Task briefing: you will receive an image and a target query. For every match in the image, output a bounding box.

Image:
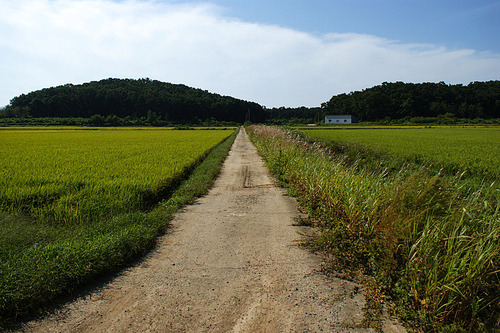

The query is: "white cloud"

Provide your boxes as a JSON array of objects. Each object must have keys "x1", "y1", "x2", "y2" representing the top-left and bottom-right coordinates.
[{"x1": 0, "y1": 0, "x2": 499, "y2": 108}]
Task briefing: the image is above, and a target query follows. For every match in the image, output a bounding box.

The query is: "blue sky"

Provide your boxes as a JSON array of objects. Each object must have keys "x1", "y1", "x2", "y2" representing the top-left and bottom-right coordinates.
[
  {"x1": 0, "y1": 0, "x2": 499, "y2": 108},
  {"x1": 210, "y1": 0, "x2": 500, "y2": 52}
]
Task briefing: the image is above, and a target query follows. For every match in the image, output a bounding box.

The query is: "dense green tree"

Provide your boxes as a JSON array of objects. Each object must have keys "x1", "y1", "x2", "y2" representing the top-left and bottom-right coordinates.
[
  {"x1": 4, "y1": 79, "x2": 499, "y2": 125},
  {"x1": 264, "y1": 106, "x2": 322, "y2": 124},
  {"x1": 323, "y1": 81, "x2": 500, "y2": 121},
  {"x1": 5, "y1": 78, "x2": 265, "y2": 124}
]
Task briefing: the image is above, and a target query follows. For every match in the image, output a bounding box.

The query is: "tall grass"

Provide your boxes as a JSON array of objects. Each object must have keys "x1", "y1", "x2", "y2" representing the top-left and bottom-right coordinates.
[
  {"x1": 0, "y1": 129, "x2": 237, "y2": 328},
  {"x1": 248, "y1": 125, "x2": 499, "y2": 332}
]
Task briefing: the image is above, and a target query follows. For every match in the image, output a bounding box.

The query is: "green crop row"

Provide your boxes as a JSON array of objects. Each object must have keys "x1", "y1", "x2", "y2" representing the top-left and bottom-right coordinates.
[
  {"x1": 0, "y1": 128, "x2": 236, "y2": 327},
  {"x1": 303, "y1": 127, "x2": 500, "y2": 180},
  {"x1": 248, "y1": 125, "x2": 499, "y2": 332}
]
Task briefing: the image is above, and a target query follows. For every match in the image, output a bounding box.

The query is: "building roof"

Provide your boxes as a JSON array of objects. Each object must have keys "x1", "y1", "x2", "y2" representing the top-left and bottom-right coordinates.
[{"x1": 325, "y1": 115, "x2": 352, "y2": 118}]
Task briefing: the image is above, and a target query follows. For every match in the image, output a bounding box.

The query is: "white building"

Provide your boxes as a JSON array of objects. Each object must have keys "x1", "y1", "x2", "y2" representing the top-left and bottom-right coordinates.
[{"x1": 324, "y1": 115, "x2": 357, "y2": 124}]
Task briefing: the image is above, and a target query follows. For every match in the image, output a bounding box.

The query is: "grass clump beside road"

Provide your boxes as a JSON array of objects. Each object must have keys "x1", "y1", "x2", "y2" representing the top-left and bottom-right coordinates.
[
  {"x1": 0, "y1": 128, "x2": 238, "y2": 328},
  {"x1": 247, "y1": 125, "x2": 499, "y2": 332}
]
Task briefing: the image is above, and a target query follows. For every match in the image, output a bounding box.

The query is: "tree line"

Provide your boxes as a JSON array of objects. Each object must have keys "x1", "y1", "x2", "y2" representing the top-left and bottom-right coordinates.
[
  {"x1": 264, "y1": 106, "x2": 322, "y2": 124},
  {"x1": 2, "y1": 78, "x2": 265, "y2": 124},
  {"x1": 322, "y1": 81, "x2": 500, "y2": 122},
  {"x1": 1, "y1": 79, "x2": 499, "y2": 125}
]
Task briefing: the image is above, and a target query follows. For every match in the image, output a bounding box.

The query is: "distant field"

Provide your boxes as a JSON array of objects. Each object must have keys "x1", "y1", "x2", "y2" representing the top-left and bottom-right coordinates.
[
  {"x1": 303, "y1": 127, "x2": 500, "y2": 178},
  {"x1": 0, "y1": 129, "x2": 232, "y2": 225},
  {"x1": 0, "y1": 126, "x2": 237, "y2": 130}
]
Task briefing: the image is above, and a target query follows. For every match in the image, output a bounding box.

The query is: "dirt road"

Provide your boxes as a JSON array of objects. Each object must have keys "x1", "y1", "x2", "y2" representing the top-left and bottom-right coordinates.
[{"x1": 22, "y1": 128, "x2": 402, "y2": 332}]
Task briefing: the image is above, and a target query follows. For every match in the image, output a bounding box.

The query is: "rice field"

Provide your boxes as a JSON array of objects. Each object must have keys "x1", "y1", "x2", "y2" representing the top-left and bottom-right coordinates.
[
  {"x1": 303, "y1": 127, "x2": 500, "y2": 179},
  {"x1": 0, "y1": 129, "x2": 232, "y2": 225}
]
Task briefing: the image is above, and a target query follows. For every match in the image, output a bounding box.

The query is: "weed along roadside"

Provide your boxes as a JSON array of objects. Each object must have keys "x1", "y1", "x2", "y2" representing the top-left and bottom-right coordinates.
[
  {"x1": 247, "y1": 125, "x2": 500, "y2": 332},
  {"x1": 0, "y1": 128, "x2": 238, "y2": 328}
]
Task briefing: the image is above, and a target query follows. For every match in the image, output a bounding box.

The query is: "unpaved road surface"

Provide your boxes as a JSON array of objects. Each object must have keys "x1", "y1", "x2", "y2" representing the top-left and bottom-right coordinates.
[{"x1": 21, "y1": 129, "x2": 404, "y2": 332}]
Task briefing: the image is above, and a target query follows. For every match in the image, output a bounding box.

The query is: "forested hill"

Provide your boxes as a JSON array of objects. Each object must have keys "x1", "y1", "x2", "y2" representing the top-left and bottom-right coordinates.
[
  {"x1": 323, "y1": 81, "x2": 500, "y2": 122},
  {"x1": 4, "y1": 78, "x2": 265, "y2": 123}
]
